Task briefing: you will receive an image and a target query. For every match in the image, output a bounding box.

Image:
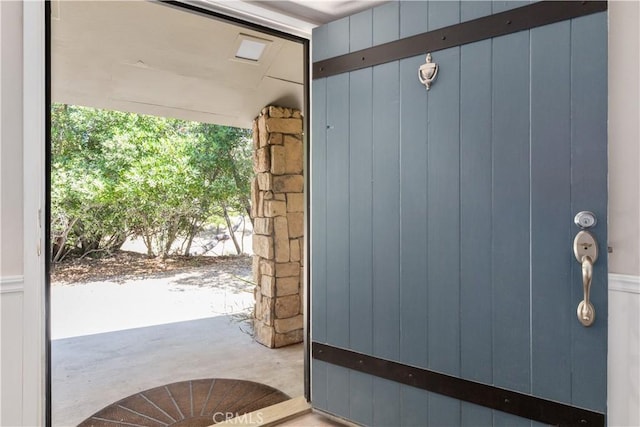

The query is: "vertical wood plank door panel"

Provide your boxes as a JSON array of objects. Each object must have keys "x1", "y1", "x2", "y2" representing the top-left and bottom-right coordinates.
[
  {"x1": 311, "y1": 1, "x2": 607, "y2": 425},
  {"x1": 310, "y1": 76, "x2": 329, "y2": 412},
  {"x1": 491, "y1": 28, "x2": 532, "y2": 406},
  {"x1": 460, "y1": 38, "x2": 493, "y2": 427},
  {"x1": 325, "y1": 73, "x2": 350, "y2": 351},
  {"x1": 530, "y1": 19, "x2": 572, "y2": 406},
  {"x1": 570, "y1": 12, "x2": 608, "y2": 412}
]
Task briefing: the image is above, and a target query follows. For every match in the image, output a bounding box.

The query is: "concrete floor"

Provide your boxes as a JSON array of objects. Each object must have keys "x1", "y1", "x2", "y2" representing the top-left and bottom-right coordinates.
[{"x1": 52, "y1": 315, "x2": 303, "y2": 426}]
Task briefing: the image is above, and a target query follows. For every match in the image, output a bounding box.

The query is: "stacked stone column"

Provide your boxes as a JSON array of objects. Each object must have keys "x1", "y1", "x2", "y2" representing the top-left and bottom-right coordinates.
[{"x1": 251, "y1": 106, "x2": 304, "y2": 348}]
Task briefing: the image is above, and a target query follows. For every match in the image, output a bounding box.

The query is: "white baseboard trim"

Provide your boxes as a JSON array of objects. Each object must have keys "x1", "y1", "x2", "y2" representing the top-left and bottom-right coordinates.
[
  {"x1": 609, "y1": 273, "x2": 640, "y2": 294},
  {"x1": 0, "y1": 275, "x2": 25, "y2": 294}
]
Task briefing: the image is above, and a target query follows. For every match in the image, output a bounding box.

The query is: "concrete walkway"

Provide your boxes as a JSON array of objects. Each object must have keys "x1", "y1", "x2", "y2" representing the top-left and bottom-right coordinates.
[
  {"x1": 51, "y1": 264, "x2": 303, "y2": 426},
  {"x1": 51, "y1": 262, "x2": 256, "y2": 340}
]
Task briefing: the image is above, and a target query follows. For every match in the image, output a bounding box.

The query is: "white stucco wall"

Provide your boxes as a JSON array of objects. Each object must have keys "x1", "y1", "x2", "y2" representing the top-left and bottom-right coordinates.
[
  {"x1": 0, "y1": 1, "x2": 638, "y2": 425},
  {"x1": 608, "y1": 1, "x2": 640, "y2": 277},
  {"x1": 606, "y1": 2, "x2": 640, "y2": 426},
  {"x1": 0, "y1": 0, "x2": 25, "y2": 278},
  {"x1": 0, "y1": 1, "x2": 25, "y2": 426}
]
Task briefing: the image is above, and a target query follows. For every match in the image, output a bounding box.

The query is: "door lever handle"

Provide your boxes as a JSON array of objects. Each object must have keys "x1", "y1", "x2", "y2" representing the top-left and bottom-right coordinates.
[
  {"x1": 578, "y1": 255, "x2": 595, "y2": 326},
  {"x1": 573, "y1": 230, "x2": 598, "y2": 327}
]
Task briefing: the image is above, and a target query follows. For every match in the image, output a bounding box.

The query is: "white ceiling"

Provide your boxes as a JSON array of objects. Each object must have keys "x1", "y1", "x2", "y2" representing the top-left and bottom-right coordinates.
[
  {"x1": 214, "y1": 0, "x2": 389, "y2": 29},
  {"x1": 51, "y1": 0, "x2": 386, "y2": 129}
]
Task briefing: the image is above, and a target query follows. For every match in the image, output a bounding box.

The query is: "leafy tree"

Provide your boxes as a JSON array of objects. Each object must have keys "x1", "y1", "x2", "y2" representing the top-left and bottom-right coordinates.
[
  {"x1": 186, "y1": 124, "x2": 252, "y2": 254},
  {"x1": 50, "y1": 104, "x2": 252, "y2": 261},
  {"x1": 51, "y1": 105, "x2": 135, "y2": 261}
]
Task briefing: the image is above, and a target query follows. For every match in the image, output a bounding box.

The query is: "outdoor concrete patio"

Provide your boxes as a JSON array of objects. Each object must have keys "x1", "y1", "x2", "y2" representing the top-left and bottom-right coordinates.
[{"x1": 52, "y1": 315, "x2": 304, "y2": 426}]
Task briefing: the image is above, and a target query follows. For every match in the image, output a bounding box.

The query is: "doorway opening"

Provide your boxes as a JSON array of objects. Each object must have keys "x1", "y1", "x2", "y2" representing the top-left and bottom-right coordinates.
[{"x1": 48, "y1": 1, "x2": 308, "y2": 425}]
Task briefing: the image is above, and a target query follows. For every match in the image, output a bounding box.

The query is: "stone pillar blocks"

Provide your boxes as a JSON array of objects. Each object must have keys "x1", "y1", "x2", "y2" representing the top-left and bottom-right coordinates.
[{"x1": 251, "y1": 106, "x2": 304, "y2": 348}]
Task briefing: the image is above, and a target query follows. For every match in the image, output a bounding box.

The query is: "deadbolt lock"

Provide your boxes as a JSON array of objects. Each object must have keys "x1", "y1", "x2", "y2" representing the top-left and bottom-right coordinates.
[{"x1": 574, "y1": 211, "x2": 597, "y2": 229}]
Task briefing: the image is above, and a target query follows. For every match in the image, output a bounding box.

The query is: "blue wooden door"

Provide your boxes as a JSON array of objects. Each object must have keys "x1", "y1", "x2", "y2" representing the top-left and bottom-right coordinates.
[{"x1": 310, "y1": 1, "x2": 608, "y2": 426}]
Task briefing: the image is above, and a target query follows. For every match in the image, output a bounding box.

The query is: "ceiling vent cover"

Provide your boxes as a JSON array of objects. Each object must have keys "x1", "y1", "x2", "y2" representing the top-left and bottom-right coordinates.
[{"x1": 232, "y1": 34, "x2": 271, "y2": 63}]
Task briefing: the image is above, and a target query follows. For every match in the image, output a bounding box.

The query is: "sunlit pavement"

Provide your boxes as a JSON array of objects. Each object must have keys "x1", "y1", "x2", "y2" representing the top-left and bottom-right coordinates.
[{"x1": 51, "y1": 269, "x2": 254, "y2": 339}]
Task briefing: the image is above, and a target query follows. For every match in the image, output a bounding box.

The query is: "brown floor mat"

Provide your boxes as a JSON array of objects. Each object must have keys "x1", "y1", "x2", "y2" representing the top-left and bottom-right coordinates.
[{"x1": 78, "y1": 378, "x2": 290, "y2": 426}]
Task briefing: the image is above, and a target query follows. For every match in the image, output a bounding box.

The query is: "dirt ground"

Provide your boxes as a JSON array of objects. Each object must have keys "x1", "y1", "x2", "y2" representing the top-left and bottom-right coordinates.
[{"x1": 50, "y1": 250, "x2": 252, "y2": 284}]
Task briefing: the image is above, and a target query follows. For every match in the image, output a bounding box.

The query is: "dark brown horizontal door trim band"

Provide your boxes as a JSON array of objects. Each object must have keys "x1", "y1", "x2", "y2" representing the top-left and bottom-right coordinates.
[
  {"x1": 312, "y1": 342, "x2": 605, "y2": 426},
  {"x1": 312, "y1": 1, "x2": 607, "y2": 79}
]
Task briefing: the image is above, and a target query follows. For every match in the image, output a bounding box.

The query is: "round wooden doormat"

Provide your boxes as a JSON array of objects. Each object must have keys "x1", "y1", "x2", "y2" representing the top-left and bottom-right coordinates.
[{"x1": 78, "y1": 378, "x2": 290, "y2": 426}]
